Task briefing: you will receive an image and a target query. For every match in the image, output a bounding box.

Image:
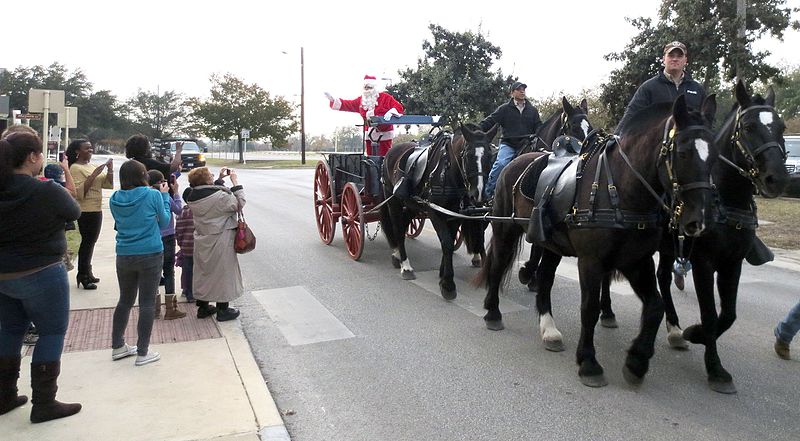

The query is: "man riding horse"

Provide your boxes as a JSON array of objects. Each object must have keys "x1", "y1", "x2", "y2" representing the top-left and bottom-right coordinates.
[{"x1": 479, "y1": 81, "x2": 543, "y2": 201}]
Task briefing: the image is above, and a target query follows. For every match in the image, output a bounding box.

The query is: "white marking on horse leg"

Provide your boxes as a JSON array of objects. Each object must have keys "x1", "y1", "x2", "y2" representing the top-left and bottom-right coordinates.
[
  {"x1": 581, "y1": 119, "x2": 590, "y2": 139},
  {"x1": 401, "y1": 259, "x2": 414, "y2": 273},
  {"x1": 539, "y1": 312, "x2": 563, "y2": 342},
  {"x1": 695, "y1": 139, "x2": 710, "y2": 162},
  {"x1": 392, "y1": 249, "x2": 401, "y2": 260}
]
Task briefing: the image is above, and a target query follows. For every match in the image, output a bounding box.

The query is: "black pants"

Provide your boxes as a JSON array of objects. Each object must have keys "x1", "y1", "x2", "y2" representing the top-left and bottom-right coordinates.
[
  {"x1": 161, "y1": 235, "x2": 176, "y2": 294},
  {"x1": 77, "y1": 211, "x2": 103, "y2": 276}
]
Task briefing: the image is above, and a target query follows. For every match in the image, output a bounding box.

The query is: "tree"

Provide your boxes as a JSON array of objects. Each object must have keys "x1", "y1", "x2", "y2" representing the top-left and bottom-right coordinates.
[
  {"x1": 599, "y1": 0, "x2": 799, "y2": 125},
  {"x1": 387, "y1": 24, "x2": 514, "y2": 128},
  {"x1": 535, "y1": 89, "x2": 615, "y2": 132},
  {"x1": 189, "y1": 74, "x2": 298, "y2": 163},
  {"x1": 71, "y1": 90, "x2": 130, "y2": 146},
  {"x1": 331, "y1": 126, "x2": 362, "y2": 152},
  {"x1": 126, "y1": 89, "x2": 188, "y2": 139},
  {"x1": 0, "y1": 62, "x2": 130, "y2": 146}
]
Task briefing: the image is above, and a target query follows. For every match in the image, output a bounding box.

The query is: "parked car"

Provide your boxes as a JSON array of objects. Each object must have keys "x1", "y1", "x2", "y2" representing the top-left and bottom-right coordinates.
[
  {"x1": 155, "y1": 138, "x2": 207, "y2": 171},
  {"x1": 784, "y1": 134, "x2": 800, "y2": 197}
]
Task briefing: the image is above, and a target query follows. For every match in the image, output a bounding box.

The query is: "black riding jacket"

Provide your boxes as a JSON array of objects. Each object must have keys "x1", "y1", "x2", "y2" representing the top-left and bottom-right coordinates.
[
  {"x1": 479, "y1": 99, "x2": 542, "y2": 149},
  {"x1": 615, "y1": 70, "x2": 706, "y2": 134}
]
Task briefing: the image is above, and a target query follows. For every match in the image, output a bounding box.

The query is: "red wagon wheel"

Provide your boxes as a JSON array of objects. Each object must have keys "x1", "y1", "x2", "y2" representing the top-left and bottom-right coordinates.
[
  {"x1": 406, "y1": 215, "x2": 426, "y2": 238},
  {"x1": 313, "y1": 160, "x2": 336, "y2": 244},
  {"x1": 341, "y1": 182, "x2": 365, "y2": 260}
]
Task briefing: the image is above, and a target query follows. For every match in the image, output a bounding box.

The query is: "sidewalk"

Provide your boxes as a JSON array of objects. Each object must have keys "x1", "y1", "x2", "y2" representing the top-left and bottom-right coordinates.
[{"x1": 5, "y1": 198, "x2": 289, "y2": 440}]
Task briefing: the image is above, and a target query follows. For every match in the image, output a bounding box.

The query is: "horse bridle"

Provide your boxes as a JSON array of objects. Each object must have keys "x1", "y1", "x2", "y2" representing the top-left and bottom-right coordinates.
[
  {"x1": 658, "y1": 120, "x2": 715, "y2": 230},
  {"x1": 456, "y1": 137, "x2": 492, "y2": 203},
  {"x1": 719, "y1": 104, "x2": 786, "y2": 182}
]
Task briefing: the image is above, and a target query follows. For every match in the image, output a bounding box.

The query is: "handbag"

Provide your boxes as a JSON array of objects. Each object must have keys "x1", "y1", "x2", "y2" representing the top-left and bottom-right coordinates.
[{"x1": 234, "y1": 208, "x2": 256, "y2": 254}]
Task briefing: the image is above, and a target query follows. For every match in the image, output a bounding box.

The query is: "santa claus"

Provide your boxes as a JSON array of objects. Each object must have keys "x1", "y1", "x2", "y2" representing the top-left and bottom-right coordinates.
[{"x1": 325, "y1": 75, "x2": 404, "y2": 156}]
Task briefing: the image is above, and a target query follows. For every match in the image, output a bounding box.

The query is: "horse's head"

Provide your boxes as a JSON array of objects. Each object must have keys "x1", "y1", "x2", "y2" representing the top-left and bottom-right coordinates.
[
  {"x1": 460, "y1": 123, "x2": 498, "y2": 204},
  {"x1": 720, "y1": 78, "x2": 789, "y2": 198},
  {"x1": 560, "y1": 97, "x2": 592, "y2": 141},
  {"x1": 662, "y1": 94, "x2": 718, "y2": 237}
]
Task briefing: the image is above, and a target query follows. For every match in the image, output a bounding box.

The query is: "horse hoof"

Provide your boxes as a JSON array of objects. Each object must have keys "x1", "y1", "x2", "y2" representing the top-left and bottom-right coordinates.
[
  {"x1": 543, "y1": 339, "x2": 565, "y2": 352},
  {"x1": 682, "y1": 324, "x2": 705, "y2": 345},
  {"x1": 622, "y1": 365, "x2": 645, "y2": 386},
  {"x1": 441, "y1": 288, "x2": 457, "y2": 301},
  {"x1": 600, "y1": 316, "x2": 618, "y2": 329},
  {"x1": 579, "y1": 374, "x2": 608, "y2": 388},
  {"x1": 668, "y1": 332, "x2": 689, "y2": 350},
  {"x1": 391, "y1": 255, "x2": 401, "y2": 269},
  {"x1": 471, "y1": 258, "x2": 482, "y2": 268},
  {"x1": 708, "y1": 379, "x2": 737, "y2": 394},
  {"x1": 401, "y1": 270, "x2": 416, "y2": 280},
  {"x1": 526, "y1": 282, "x2": 537, "y2": 293},
  {"x1": 485, "y1": 320, "x2": 505, "y2": 331}
]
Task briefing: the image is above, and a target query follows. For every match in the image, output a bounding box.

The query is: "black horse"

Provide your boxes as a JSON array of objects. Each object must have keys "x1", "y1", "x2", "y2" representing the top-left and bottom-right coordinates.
[
  {"x1": 380, "y1": 124, "x2": 497, "y2": 299},
  {"x1": 475, "y1": 94, "x2": 718, "y2": 387},
  {"x1": 517, "y1": 97, "x2": 594, "y2": 292},
  {"x1": 645, "y1": 80, "x2": 789, "y2": 393}
]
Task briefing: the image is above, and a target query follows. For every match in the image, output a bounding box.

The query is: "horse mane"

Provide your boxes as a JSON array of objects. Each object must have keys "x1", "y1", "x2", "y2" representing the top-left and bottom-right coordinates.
[
  {"x1": 715, "y1": 92, "x2": 770, "y2": 144},
  {"x1": 540, "y1": 111, "x2": 561, "y2": 131},
  {"x1": 618, "y1": 101, "x2": 673, "y2": 138}
]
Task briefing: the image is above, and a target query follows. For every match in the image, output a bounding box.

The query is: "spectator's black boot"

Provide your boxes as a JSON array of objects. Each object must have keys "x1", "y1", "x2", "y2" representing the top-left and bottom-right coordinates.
[
  {"x1": 30, "y1": 361, "x2": 82, "y2": 423},
  {"x1": 196, "y1": 301, "x2": 218, "y2": 319},
  {"x1": 86, "y1": 265, "x2": 100, "y2": 283},
  {"x1": 0, "y1": 355, "x2": 28, "y2": 415},
  {"x1": 75, "y1": 274, "x2": 97, "y2": 290}
]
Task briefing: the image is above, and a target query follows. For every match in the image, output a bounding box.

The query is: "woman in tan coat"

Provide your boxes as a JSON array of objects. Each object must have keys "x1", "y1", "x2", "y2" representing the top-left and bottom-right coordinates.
[{"x1": 183, "y1": 167, "x2": 244, "y2": 321}]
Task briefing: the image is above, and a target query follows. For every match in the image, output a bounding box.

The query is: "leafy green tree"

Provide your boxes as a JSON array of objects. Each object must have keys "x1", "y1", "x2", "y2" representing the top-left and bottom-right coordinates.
[
  {"x1": 387, "y1": 24, "x2": 514, "y2": 128},
  {"x1": 189, "y1": 74, "x2": 298, "y2": 163},
  {"x1": 0, "y1": 62, "x2": 129, "y2": 145},
  {"x1": 773, "y1": 65, "x2": 800, "y2": 119},
  {"x1": 535, "y1": 89, "x2": 615, "y2": 132},
  {"x1": 600, "y1": 0, "x2": 798, "y2": 126},
  {"x1": 126, "y1": 89, "x2": 188, "y2": 139}
]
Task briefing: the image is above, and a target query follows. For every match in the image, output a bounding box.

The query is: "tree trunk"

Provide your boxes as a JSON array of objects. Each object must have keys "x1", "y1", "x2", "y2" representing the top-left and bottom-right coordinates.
[{"x1": 238, "y1": 136, "x2": 244, "y2": 163}]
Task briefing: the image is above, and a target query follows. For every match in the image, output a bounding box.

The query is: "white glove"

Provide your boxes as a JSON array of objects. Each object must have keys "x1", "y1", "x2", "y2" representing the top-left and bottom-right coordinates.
[
  {"x1": 383, "y1": 108, "x2": 403, "y2": 121},
  {"x1": 324, "y1": 92, "x2": 334, "y2": 102}
]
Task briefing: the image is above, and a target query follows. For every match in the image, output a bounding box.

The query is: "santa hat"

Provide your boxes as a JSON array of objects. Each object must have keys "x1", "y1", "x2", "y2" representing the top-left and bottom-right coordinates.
[{"x1": 363, "y1": 75, "x2": 377, "y2": 88}]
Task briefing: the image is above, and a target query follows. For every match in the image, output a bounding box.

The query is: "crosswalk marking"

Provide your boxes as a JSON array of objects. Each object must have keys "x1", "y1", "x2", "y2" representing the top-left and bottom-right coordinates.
[{"x1": 252, "y1": 286, "x2": 354, "y2": 346}]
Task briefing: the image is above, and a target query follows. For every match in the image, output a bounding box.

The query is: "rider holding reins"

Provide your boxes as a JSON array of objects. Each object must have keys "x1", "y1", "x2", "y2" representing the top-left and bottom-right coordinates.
[{"x1": 479, "y1": 81, "x2": 543, "y2": 201}]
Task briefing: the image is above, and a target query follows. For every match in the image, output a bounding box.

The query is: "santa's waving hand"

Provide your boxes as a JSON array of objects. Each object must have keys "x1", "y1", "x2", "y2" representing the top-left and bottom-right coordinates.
[{"x1": 325, "y1": 75, "x2": 404, "y2": 156}]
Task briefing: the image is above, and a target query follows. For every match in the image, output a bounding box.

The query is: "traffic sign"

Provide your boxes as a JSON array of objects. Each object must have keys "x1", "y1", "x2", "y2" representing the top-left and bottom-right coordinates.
[
  {"x1": 241, "y1": 128, "x2": 250, "y2": 138},
  {"x1": 18, "y1": 113, "x2": 43, "y2": 120}
]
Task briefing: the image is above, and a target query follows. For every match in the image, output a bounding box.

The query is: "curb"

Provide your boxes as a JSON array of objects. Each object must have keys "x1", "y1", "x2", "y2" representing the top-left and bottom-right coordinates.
[{"x1": 218, "y1": 319, "x2": 290, "y2": 440}]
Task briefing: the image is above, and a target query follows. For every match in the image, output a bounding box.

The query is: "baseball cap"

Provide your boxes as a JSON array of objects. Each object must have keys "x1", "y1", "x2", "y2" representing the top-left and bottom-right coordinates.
[
  {"x1": 509, "y1": 81, "x2": 527, "y2": 92},
  {"x1": 663, "y1": 41, "x2": 687, "y2": 56}
]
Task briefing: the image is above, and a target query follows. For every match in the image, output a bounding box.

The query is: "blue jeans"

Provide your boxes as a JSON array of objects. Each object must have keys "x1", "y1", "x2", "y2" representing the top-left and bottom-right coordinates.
[
  {"x1": 775, "y1": 300, "x2": 800, "y2": 343},
  {"x1": 112, "y1": 253, "x2": 162, "y2": 356},
  {"x1": 484, "y1": 142, "x2": 517, "y2": 199},
  {"x1": 0, "y1": 263, "x2": 70, "y2": 362}
]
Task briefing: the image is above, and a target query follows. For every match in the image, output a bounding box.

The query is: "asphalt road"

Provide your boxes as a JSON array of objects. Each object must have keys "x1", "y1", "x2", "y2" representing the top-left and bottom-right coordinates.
[{"x1": 231, "y1": 166, "x2": 799, "y2": 441}]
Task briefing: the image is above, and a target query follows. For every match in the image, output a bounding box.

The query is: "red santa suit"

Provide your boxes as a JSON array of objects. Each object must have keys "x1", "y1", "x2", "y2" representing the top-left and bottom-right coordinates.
[{"x1": 328, "y1": 75, "x2": 404, "y2": 156}]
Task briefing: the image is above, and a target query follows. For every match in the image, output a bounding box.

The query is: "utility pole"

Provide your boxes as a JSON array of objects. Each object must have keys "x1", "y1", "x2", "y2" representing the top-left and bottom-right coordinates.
[
  {"x1": 736, "y1": 0, "x2": 746, "y2": 81},
  {"x1": 300, "y1": 46, "x2": 306, "y2": 165}
]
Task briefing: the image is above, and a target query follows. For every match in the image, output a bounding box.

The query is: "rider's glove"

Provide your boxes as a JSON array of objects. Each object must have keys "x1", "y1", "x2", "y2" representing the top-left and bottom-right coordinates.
[{"x1": 324, "y1": 92, "x2": 334, "y2": 102}]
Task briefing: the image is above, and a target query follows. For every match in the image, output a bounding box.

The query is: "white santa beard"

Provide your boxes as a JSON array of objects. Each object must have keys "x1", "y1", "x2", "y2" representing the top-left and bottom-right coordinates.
[{"x1": 361, "y1": 90, "x2": 378, "y2": 111}]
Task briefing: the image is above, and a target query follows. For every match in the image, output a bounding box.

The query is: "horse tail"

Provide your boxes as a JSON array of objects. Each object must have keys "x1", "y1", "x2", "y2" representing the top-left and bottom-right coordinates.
[{"x1": 472, "y1": 189, "x2": 524, "y2": 288}]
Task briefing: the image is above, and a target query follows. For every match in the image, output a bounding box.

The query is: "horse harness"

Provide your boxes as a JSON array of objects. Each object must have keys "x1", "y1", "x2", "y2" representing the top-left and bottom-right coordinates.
[{"x1": 524, "y1": 122, "x2": 713, "y2": 246}]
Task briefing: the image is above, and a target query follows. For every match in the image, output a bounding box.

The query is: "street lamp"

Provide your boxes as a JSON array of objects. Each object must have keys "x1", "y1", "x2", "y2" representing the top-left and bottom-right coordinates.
[{"x1": 282, "y1": 48, "x2": 306, "y2": 164}]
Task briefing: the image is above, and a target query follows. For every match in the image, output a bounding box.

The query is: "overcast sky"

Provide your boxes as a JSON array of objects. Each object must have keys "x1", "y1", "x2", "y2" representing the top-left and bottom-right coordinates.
[{"x1": 3, "y1": 0, "x2": 799, "y2": 137}]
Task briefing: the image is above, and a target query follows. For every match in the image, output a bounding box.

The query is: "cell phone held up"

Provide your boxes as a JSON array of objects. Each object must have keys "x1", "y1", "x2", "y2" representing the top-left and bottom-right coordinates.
[{"x1": 58, "y1": 152, "x2": 65, "y2": 162}]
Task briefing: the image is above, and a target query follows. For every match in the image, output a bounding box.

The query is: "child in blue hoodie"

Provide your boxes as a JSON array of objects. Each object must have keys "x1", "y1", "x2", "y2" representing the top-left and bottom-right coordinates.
[{"x1": 108, "y1": 160, "x2": 171, "y2": 367}]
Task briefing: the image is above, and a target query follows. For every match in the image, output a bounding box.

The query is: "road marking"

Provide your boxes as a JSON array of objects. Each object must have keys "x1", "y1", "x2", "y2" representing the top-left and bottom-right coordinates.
[
  {"x1": 409, "y1": 270, "x2": 528, "y2": 316},
  {"x1": 252, "y1": 286, "x2": 354, "y2": 346}
]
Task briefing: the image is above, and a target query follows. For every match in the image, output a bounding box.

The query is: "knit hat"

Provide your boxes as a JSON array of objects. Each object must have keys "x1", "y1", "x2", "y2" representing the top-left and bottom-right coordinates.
[{"x1": 363, "y1": 75, "x2": 377, "y2": 89}]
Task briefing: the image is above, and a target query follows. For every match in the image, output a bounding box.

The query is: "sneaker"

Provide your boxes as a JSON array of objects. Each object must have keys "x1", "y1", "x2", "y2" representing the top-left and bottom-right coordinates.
[
  {"x1": 23, "y1": 332, "x2": 39, "y2": 346},
  {"x1": 135, "y1": 350, "x2": 161, "y2": 366},
  {"x1": 112, "y1": 343, "x2": 138, "y2": 361},
  {"x1": 775, "y1": 337, "x2": 791, "y2": 360},
  {"x1": 216, "y1": 308, "x2": 240, "y2": 322}
]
